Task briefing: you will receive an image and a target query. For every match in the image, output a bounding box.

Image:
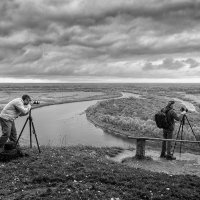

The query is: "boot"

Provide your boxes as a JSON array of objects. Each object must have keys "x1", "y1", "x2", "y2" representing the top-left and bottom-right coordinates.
[
  {"x1": 0, "y1": 147, "x2": 4, "y2": 153},
  {"x1": 166, "y1": 154, "x2": 176, "y2": 160},
  {"x1": 160, "y1": 153, "x2": 166, "y2": 158}
]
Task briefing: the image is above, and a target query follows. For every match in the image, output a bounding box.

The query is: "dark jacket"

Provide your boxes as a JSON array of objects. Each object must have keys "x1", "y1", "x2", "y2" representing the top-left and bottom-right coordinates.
[{"x1": 164, "y1": 107, "x2": 180, "y2": 131}]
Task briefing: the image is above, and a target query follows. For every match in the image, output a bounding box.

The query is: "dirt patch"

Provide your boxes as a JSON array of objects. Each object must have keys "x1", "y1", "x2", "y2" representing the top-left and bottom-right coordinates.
[
  {"x1": 117, "y1": 149, "x2": 200, "y2": 177},
  {"x1": 124, "y1": 157, "x2": 200, "y2": 177}
]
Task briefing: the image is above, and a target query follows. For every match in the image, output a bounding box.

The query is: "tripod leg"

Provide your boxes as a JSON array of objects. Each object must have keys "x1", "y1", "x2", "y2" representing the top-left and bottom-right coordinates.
[
  {"x1": 31, "y1": 121, "x2": 41, "y2": 153},
  {"x1": 29, "y1": 118, "x2": 32, "y2": 148},
  {"x1": 172, "y1": 119, "x2": 183, "y2": 155},
  {"x1": 179, "y1": 122, "x2": 184, "y2": 157},
  {"x1": 15, "y1": 117, "x2": 29, "y2": 147},
  {"x1": 185, "y1": 115, "x2": 200, "y2": 147}
]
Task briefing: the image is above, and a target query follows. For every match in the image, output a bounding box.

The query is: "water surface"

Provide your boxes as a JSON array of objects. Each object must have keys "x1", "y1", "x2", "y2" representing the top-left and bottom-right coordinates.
[
  {"x1": 14, "y1": 92, "x2": 198, "y2": 149},
  {"x1": 15, "y1": 93, "x2": 135, "y2": 148}
]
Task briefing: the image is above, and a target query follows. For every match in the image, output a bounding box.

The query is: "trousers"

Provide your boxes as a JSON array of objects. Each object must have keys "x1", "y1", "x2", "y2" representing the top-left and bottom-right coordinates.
[
  {"x1": 0, "y1": 117, "x2": 17, "y2": 148},
  {"x1": 161, "y1": 129, "x2": 173, "y2": 156}
]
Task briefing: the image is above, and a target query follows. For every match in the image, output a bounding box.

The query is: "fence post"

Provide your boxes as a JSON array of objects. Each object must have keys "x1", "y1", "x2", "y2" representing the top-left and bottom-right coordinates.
[{"x1": 135, "y1": 139, "x2": 146, "y2": 159}]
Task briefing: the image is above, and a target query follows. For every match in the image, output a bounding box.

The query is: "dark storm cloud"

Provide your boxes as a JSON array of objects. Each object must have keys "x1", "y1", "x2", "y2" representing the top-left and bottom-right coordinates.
[
  {"x1": 1, "y1": 0, "x2": 200, "y2": 81},
  {"x1": 184, "y1": 58, "x2": 200, "y2": 68},
  {"x1": 0, "y1": 1, "x2": 199, "y2": 47},
  {"x1": 143, "y1": 58, "x2": 185, "y2": 71},
  {"x1": 13, "y1": 48, "x2": 43, "y2": 64}
]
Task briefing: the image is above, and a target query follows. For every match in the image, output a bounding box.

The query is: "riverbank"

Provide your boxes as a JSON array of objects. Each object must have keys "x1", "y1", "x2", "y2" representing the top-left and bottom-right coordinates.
[
  {"x1": 1, "y1": 146, "x2": 200, "y2": 200},
  {"x1": 0, "y1": 92, "x2": 121, "y2": 112},
  {"x1": 31, "y1": 92, "x2": 122, "y2": 111},
  {"x1": 86, "y1": 96, "x2": 200, "y2": 152}
]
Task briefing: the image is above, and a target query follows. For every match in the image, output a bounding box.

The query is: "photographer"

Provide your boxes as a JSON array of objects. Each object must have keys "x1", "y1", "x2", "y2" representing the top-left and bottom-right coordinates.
[
  {"x1": 0, "y1": 94, "x2": 32, "y2": 153},
  {"x1": 160, "y1": 100, "x2": 186, "y2": 160}
]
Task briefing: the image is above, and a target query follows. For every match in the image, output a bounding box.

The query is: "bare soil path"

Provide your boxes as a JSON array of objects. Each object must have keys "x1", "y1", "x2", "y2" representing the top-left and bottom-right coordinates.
[{"x1": 110, "y1": 148, "x2": 200, "y2": 177}]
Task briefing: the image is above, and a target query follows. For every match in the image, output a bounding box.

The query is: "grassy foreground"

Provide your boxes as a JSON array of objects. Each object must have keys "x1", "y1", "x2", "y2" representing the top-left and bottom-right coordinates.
[{"x1": 0, "y1": 146, "x2": 200, "y2": 200}]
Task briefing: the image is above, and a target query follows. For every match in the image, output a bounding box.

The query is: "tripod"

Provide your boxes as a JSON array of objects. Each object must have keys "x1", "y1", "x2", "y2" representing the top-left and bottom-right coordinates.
[
  {"x1": 172, "y1": 114, "x2": 199, "y2": 156},
  {"x1": 15, "y1": 109, "x2": 41, "y2": 153}
]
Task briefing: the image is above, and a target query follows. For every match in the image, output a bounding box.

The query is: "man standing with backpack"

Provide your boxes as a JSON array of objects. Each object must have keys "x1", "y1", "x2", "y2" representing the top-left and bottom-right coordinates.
[{"x1": 160, "y1": 100, "x2": 186, "y2": 160}]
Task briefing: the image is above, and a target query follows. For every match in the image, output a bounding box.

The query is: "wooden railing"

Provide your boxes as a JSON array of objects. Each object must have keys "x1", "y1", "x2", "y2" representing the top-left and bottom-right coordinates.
[{"x1": 126, "y1": 136, "x2": 200, "y2": 159}]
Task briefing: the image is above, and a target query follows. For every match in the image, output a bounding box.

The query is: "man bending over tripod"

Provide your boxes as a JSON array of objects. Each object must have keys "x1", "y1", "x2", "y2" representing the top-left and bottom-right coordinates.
[
  {"x1": 0, "y1": 94, "x2": 32, "y2": 153},
  {"x1": 160, "y1": 100, "x2": 186, "y2": 160}
]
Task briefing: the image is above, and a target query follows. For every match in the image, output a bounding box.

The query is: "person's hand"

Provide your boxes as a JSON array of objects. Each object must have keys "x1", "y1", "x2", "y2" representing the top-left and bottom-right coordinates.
[{"x1": 181, "y1": 111, "x2": 187, "y2": 115}]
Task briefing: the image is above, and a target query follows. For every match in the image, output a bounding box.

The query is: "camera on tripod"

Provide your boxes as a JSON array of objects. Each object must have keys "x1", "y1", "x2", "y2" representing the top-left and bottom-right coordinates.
[
  {"x1": 172, "y1": 106, "x2": 200, "y2": 156},
  {"x1": 32, "y1": 100, "x2": 40, "y2": 105},
  {"x1": 180, "y1": 107, "x2": 188, "y2": 113}
]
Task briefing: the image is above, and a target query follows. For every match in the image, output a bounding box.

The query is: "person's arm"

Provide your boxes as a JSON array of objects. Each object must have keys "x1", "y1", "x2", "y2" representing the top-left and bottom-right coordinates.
[
  {"x1": 171, "y1": 110, "x2": 186, "y2": 121},
  {"x1": 14, "y1": 100, "x2": 31, "y2": 115},
  {"x1": 19, "y1": 112, "x2": 29, "y2": 116}
]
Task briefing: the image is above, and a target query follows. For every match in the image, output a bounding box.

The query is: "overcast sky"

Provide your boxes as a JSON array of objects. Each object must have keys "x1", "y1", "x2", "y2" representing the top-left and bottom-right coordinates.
[{"x1": 1, "y1": 0, "x2": 200, "y2": 83}]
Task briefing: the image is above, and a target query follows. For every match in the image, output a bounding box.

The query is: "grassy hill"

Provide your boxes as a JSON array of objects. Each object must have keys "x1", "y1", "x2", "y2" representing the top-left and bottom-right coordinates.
[{"x1": 0, "y1": 146, "x2": 200, "y2": 200}]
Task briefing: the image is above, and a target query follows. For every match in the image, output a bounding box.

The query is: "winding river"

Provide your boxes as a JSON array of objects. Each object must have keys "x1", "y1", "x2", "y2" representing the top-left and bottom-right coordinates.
[
  {"x1": 15, "y1": 93, "x2": 136, "y2": 148},
  {"x1": 15, "y1": 92, "x2": 197, "y2": 149}
]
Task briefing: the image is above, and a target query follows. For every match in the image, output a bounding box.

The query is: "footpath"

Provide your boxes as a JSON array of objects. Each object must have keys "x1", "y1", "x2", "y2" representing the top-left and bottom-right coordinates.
[{"x1": 109, "y1": 147, "x2": 200, "y2": 177}]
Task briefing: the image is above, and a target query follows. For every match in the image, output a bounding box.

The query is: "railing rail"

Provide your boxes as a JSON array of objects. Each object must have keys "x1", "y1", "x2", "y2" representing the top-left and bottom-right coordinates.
[
  {"x1": 126, "y1": 136, "x2": 200, "y2": 159},
  {"x1": 127, "y1": 136, "x2": 200, "y2": 143}
]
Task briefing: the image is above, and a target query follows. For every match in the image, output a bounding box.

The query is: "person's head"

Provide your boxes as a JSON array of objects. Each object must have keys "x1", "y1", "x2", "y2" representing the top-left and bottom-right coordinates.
[
  {"x1": 22, "y1": 94, "x2": 31, "y2": 105},
  {"x1": 167, "y1": 100, "x2": 175, "y2": 109}
]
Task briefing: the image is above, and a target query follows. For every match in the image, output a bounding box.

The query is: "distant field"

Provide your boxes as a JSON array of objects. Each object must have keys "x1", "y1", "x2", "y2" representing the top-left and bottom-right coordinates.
[
  {"x1": 0, "y1": 83, "x2": 122, "y2": 110},
  {"x1": 0, "y1": 91, "x2": 104, "y2": 108}
]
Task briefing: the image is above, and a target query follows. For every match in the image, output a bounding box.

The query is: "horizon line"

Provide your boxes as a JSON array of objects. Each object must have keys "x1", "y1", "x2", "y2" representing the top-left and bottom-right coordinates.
[
  {"x1": 0, "y1": 82, "x2": 200, "y2": 84},
  {"x1": 0, "y1": 77, "x2": 200, "y2": 84}
]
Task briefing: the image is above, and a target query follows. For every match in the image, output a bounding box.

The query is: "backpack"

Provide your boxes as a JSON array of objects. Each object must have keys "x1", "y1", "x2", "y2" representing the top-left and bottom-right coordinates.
[{"x1": 154, "y1": 109, "x2": 171, "y2": 129}]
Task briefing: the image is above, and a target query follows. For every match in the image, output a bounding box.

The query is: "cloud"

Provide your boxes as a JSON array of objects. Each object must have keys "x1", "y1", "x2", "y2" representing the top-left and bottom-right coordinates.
[
  {"x1": 184, "y1": 58, "x2": 200, "y2": 68},
  {"x1": 1, "y1": 0, "x2": 200, "y2": 81},
  {"x1": 143, "y1": 58, "x2": 185, "y2": 71},
  {"x1": 13, "y1": 48, "x2": 43, "y2": 64}
]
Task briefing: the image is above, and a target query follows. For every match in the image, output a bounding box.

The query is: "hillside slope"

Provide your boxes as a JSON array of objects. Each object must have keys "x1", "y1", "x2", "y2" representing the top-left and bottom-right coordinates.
[{"x1": 0, "y1": 146, "x2": 200, "y2": 200}]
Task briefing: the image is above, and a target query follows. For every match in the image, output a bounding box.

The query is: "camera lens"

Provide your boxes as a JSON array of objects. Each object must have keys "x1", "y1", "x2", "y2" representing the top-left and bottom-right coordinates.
[{"x1": 33, "y1": 101, "x2": 40, "y2": 104}]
